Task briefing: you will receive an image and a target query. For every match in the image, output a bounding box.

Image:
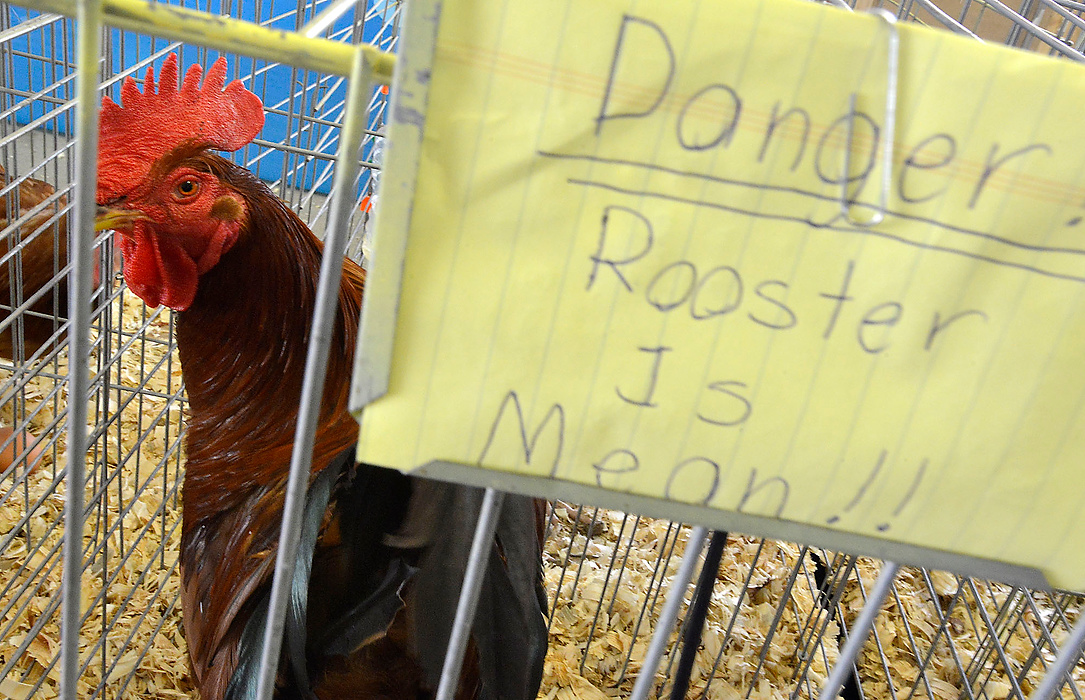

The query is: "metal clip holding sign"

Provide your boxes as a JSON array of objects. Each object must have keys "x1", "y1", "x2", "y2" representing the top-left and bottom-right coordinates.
[{"x1": 840, "y1": 8, "x2": 900, "y2": 227}]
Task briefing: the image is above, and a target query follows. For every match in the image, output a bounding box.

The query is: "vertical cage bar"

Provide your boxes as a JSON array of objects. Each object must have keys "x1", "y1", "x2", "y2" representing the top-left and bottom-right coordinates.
[
  {"x1": 254, "y1": 44, "x2": 371, "y2": 700},
  {"x1": 61, "y1": 0, "x2": 101, "y2": 697},
  {"x1": 816, "y1": 561, "x2": 901, "y2": 700},
  {"x1": 629, "y1": 525, "x2": 709, "y2": 700},
  {"x1": 434, "y1": 487, "x2": 505, "y2": 700}
]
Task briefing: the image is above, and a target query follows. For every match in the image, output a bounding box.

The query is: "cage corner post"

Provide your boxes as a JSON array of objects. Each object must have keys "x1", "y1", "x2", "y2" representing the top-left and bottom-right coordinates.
[
  {"x1": 60, "y1": 0, "x2": 104, "y2": 697},
  {"x1": 253, "y1": 42, "x2": 373, "y2": 700}
]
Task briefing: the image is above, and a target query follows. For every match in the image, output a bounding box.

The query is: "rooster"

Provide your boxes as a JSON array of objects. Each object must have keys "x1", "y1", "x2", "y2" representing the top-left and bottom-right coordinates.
[{"x1": 94, "y1": 55, "x2": 548, "y2": 700}]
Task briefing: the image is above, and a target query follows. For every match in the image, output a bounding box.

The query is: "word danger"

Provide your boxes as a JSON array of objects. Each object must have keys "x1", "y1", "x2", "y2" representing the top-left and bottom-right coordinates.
[{"x1": 595, "y1": 15, "x2": 1050, "y2": 210}]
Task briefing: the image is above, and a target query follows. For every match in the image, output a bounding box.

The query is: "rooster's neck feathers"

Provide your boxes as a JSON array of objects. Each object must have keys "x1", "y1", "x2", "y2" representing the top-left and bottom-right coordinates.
[
  {"x1": 171, "y1": 155, "x2": 363, "y2": 681},
  {"x1": 176, "y1": 154, "x2": 362, "y2": 507}
]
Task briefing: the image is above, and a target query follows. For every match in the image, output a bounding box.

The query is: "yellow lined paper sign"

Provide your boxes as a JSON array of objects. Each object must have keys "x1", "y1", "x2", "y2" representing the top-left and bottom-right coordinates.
[{"x1": 354, "y1": 0, "x2": 1085, "y2": 589}]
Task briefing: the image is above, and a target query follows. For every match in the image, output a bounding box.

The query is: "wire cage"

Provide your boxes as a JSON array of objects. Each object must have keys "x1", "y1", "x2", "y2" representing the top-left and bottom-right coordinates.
[
  {"x1": 0, "y1": 1, "x2": 394, "y2": 696},
  {"x1": 0, "y1": 0, "x2": 1080, "y2": 698}
]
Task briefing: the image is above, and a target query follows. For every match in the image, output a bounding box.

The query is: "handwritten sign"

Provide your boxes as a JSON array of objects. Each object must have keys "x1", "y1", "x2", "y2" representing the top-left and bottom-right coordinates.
[{"x1": 353, "y1": 0, "x2": 1085, "y2": 589}]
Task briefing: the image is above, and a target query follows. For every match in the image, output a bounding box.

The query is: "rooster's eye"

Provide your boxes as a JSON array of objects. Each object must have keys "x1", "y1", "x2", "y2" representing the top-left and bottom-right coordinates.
[{"x1": 174, "y1": 179, "x2": 200, "y2": 199}]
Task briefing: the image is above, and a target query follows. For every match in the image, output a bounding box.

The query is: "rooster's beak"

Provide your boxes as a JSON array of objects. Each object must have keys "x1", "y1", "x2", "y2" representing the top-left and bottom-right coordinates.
[{"x1": 95, "y1": 206, "x2": 146, "y2": 232}]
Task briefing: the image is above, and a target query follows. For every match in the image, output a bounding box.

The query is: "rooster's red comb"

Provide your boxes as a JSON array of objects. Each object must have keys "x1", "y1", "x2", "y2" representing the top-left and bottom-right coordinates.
[{"x1": 97, "y1": 54, "x2": 264, "y2": 202}]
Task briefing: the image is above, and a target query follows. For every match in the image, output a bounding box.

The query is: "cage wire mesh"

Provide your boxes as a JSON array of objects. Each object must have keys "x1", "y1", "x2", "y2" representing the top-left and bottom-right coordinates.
[{"x1": 0, "y1": 0, "x2": 1080, "y2": 698}]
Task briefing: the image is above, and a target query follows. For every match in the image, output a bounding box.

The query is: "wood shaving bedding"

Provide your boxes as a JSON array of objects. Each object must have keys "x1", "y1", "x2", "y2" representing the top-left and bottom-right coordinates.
[
  {"x1": 539, "y1": 505, "x2": 1085, "y2": 700},
  {"x1": 0, "y1": 294, "x2": 191, "y2": 699}
]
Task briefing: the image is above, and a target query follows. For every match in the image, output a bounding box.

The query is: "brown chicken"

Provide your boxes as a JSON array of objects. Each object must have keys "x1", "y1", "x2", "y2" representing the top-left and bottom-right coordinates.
[
  {"x1": 0, "y1": 163, "x2": 70, "y2": 361},
  {"x1": 0, "y1": 164, "x2": 76, "y2": 472},
  {"x1": 95, "y1": 55, "x2": 548, "y2": 700}
]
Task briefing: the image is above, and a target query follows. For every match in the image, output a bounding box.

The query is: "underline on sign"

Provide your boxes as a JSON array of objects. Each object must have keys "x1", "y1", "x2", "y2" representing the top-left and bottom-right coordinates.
[
  {"x1": 538, "y1": 149, "x2": 1085, "y2": 259},
  {"x1": 564, "y1": 176, "x2": 1085, "y2": 285}
]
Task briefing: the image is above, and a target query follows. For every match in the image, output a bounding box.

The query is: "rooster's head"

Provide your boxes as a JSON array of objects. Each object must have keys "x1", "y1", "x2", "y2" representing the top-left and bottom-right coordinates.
[{"x1": 96, "y1": 54, "x2": 265, "y2": 311}]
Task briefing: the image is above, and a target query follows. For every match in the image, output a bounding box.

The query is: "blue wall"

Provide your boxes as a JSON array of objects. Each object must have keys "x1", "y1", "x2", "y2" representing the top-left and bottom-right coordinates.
[{"x1": 5, "y1": 0, "x2": 397, "y2": 194}]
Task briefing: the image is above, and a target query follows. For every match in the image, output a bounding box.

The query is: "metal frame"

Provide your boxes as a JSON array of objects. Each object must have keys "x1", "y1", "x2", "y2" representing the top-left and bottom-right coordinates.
[
  {"x1": 253, "y1": 41, "x2": 373, "y2": 700},
  {"x1": 59, "y1": 0, "x2": 98, "y2": 696},
  {"x1": 414, "y1": 461, "x2": 1049, "y2": 590}
]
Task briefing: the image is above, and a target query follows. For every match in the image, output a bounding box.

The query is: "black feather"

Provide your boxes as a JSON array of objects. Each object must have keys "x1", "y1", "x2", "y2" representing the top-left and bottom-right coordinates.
[
  {"x1": 226, "y1": 589, "x2": 269, "y2": 700},
  {"x1": 223, "y1": 461, "x2": 546, "y2": 700},
  {"x1": 670, "y1": 530, "x2": 728, "y2": 700},
  {"x1": 407, "y1": 483, "x2": 479, "y2": 687},
  {"x1": 471, "y1": 494, "x2": 548, "y2": 700},
  {"x1": 225, "y1": 452, "x2": 344, "y2": 700},
  {"x1": 408, "y1": 485, "x2": 548, "y2": 700},
  {"x1": 320, "y1": 557, "x2": 417, "y2": 656},
  {"x1": 285, "y1": 459, "x2": 341, "y2": 698}
]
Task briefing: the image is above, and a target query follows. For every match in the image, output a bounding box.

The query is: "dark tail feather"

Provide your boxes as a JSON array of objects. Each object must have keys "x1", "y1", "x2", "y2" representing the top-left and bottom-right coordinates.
[
  {"x1": 408, "y1": 485, "x2": 548, "y2": 700},
  {"x1": 285, "y1": 459, "x2": 340, "y2": 698},
  {"x1": 225, "y1": 589, "x2": 269, "y2": 700},
  {"x1": 319, "y1": 557, "x2": 416, "y2": 656},
  {"x1": 471, "y1": 494, "x2": 549, "y2": 700},
  {"x1": 408, "y1": 483, "x2": 480, "y2": 688},
  {"x1": 811, "y1": 553, "x2": 863, "y2": 700},
  {"x1": 225, "y1": 451, "x2": 346, "y2": 700}
]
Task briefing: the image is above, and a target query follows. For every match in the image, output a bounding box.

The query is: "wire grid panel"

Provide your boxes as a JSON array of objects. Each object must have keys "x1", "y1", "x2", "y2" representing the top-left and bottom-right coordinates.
[
  {"x1": 0, "y1": 0, "x2": 1081, "y2": 700},
  {"x1": 0, "y1": 0, "x2": 390, "y2": 696},
  {"x1": 541, "y1": 506, "x2": 1085, "y2": 700},
  {"x1": 850, "y1": 0, "x2": 1085, "y2": 55}
]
